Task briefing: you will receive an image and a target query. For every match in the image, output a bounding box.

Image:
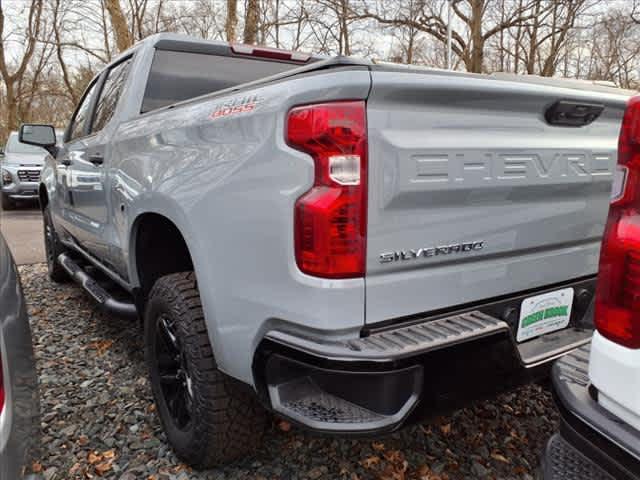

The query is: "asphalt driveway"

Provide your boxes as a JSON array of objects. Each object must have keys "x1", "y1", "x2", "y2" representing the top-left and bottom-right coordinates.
[{"x1": 0, "y1": 204, "x2": 45, "y2": 265}]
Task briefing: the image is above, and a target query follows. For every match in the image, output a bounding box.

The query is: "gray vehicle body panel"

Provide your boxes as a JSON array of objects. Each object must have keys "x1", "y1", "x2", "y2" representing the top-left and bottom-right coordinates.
[
  {"x1": 365, "y1": 70, "x2": 626, "y2": 323},
  {"x1": 0, "y1": 233, "x2": 40, "y2": 478},
  {"x1": 39, "y1": 33, "x2": 631, "y2": 385}
]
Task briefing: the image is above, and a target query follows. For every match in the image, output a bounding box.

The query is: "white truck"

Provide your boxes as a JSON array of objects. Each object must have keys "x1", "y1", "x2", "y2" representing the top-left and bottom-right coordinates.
[{"x1": 542, "y1": 96, "x2": 640, "y2": 480}]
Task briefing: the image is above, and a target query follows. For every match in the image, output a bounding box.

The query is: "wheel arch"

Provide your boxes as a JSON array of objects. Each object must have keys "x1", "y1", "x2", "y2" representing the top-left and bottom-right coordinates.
[{"x1": 129, "y1": 212, "x2": 195, "y2": 300}]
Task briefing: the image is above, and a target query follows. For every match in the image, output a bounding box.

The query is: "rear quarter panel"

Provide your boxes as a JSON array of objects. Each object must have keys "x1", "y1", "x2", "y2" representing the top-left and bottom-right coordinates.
[{"x1": 113, "y1": 68, "x2": 371, "y2": 384}]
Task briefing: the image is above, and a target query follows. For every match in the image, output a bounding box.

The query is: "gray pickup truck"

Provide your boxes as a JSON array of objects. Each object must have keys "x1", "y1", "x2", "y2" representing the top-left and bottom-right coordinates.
[{"x1": 18, "y1": 33, "x2": 632, "y2": 468}]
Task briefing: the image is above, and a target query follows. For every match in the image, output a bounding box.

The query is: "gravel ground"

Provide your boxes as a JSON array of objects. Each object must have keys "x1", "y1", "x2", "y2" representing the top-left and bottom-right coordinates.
[{"x1": 21, "y1": 263, "x2": 558, "y2": 480}]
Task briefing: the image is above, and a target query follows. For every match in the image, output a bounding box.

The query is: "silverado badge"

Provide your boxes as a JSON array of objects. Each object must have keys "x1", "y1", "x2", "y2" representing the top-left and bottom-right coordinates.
[{"x1": 379, "y1": 241, "x2": 484, "y2": 264}]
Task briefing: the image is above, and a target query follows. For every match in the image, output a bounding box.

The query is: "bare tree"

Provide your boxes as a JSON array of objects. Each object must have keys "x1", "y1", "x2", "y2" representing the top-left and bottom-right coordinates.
[
  {"x1": 226, "y1": 0, "x2": 238, "y2": 42},
  {"x1": 51, "y1": 0, "x2": 78, "y2": 104},
  {"x1": 361, "y1": 0, "x2": 545, "y2": 73},
  {"x1": 105, "y1": 0, "x2": 133, "y2": 51},
  {"x1": 0, "y1": 0, "x2": 44, "y2": 132},
  {"x1": 244, "y1": 0, "x2": 260, "y2": 44},
  {"x1": 494, "y1": 0, "x2": 590, "y2": 76},
  {"x1": 584, "y1": 8, "x2": 640, "y2": 88}
]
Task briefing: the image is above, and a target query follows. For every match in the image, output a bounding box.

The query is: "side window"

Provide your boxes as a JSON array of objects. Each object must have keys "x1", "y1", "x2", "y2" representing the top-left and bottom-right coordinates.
[
  {"x1": 68, "y1": 81, "x2": 98, "y2": 142},
  {"x1": 91, "y1": 58, "x2": 132, "y2": 134}
]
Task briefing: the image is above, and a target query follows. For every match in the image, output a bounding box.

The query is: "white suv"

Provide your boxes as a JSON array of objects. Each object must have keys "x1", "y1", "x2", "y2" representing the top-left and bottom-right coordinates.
[{"x1": 542, "y1": 96, "x2": 640, "y2": 479}]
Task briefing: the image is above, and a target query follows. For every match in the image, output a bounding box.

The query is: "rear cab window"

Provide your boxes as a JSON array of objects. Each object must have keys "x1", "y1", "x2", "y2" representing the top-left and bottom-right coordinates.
[{"x1": 141, "y1": 50, "x2": 299, "y2": 113}]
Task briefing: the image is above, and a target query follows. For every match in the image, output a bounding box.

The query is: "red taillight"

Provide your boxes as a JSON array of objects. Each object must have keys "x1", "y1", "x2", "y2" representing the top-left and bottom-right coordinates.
[
  {"x1": 287, "y1": 101, "x2": 367, "y2": 278},
  {"x1": 595, "y1": 95, "x2": 640, "y2": 348}
]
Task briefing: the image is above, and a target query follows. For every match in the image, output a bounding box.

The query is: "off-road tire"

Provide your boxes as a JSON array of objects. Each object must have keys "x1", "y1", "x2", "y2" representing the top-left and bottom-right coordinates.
[
  {"x1": 1, "y1": 194, "x2": 14, "y2": 210},
  {"x1": 144, "y1": 272, "x2": 267, "y2": 468},
  {"x1": 43, "y1": 205, "x2": 69, "y2": 283}
]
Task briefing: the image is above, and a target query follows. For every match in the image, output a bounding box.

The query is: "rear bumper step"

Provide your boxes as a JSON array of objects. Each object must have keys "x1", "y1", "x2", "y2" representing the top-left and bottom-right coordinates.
[
  {"x1": 258, "y1": 306, "x2": 593, "y2": 434},
  {"x1": 58, "y1": 253, "x2": 137, "y2": 318},
  {"x1": 264, "y1": 309, "x2": 592, "y2": 366}
]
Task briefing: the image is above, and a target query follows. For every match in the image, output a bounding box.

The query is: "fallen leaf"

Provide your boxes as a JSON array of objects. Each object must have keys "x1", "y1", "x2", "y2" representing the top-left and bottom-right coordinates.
[
  {"x1": 102, "y1": 450, "x2": 116, "y2": 460},
  {"x1": 95, "y1": 462, "x2": 112, "y2": 476},
  {"x1": 361, "y1": 455, "x2": 380, "y2": 468},
  {"x1": 372, "y1": 441, "x2": 385, "y2": 452},
  {"x1": 88, "y1": 340, "x2": 113, "y2": 356},
  {"x1": 440, "y1": 423, "x2": 451, "y2": 435},
  {"x1": 277, "y1": 419, "x2": 291, "y2": 432},
  {"x1": 490, "y1": 452, "x2": 510, "y2": 464},
  {"x1": 383, "y1": 450, "x2": 404, "y2": 463},
  {"x1": 87, "y1": 452, "x2": 102, "y2": 465}
]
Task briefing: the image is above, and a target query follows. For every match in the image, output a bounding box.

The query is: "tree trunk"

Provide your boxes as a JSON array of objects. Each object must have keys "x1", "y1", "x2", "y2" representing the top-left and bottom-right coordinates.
[
  {"x1": 339, "y1": 0, "x2": 350, "y2": 55},
  {"x1": 243, "y1": 0, "x2": 259, "y2": 44},
  {"x1": 5, "y1": 81, "x2": 18, "y2": 132},
  {"x1": 225, "y1": 0, "x2": 238, "y2": 42},
  {"x1": 469, "y1": 0, "x2": 484, "y2": 73},
  {"x1": 104, "y1": 0, "x2": 132, "y2": 52}
]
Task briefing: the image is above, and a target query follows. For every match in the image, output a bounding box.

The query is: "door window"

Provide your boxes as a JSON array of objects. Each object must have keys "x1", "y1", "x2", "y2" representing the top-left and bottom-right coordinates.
[
  {"x1": 68, "y1": 81, "x2": 98, "y2": 142},
  {"x1": 91, "y1": 58, "x2": 132, "y2": 134}
]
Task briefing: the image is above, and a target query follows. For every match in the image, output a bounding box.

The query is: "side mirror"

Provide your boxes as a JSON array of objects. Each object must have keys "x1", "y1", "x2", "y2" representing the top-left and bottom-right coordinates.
[{"x1": 19, "y1": 124, "x2": 58, "y2": 157}]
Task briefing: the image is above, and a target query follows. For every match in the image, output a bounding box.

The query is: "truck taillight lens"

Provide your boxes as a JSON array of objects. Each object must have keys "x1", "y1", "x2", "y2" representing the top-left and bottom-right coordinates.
[
  {"x1": 595, "y1": 95, "x2": 640, "y2": 348},
  {"x1": 287, "y1": 101, "x2": 367, "y2": 278}
]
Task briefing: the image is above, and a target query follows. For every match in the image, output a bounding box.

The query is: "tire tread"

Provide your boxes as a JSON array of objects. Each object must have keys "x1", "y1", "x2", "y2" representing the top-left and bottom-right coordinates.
[{"x1": 146, "y1": 272, "x2": 266, "y2": 468}]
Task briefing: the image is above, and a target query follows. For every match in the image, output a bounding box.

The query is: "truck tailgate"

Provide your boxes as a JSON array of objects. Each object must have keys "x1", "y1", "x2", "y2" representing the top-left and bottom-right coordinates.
[{"x1": 365, "y1": 70, "x2": 629, "y2": 325}]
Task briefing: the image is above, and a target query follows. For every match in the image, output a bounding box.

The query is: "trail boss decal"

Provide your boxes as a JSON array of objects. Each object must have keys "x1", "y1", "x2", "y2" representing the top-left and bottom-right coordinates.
[
  {"x1": 379, "y1": 241, "x2": 484, "y2": 264},
  {"x1": 210, "y1": 94, "x2": 261, "y2": 119}
]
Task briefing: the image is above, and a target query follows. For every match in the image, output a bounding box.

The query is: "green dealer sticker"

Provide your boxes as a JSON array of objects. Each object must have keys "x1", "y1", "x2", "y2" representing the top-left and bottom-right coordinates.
[{"x1": 517, "y1": 288, "x2": 574, "y2": 342}]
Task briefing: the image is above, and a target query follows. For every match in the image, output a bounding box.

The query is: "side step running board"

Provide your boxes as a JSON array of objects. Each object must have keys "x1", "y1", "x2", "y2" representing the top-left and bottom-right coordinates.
[{"x1": 58, "y1": 253, "x2": 138, "y2": 318}]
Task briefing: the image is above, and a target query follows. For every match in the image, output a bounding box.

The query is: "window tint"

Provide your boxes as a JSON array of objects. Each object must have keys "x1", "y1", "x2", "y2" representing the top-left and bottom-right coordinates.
[
  {"x1": 69, "y1": 81, "x2": 98, "y2": 141},
  {"x1": 142, "y1": 50, "x2": 297, "y2": 113},
  {"x1": 91, "y1": 59, "x2": 132, "y2": 133}
]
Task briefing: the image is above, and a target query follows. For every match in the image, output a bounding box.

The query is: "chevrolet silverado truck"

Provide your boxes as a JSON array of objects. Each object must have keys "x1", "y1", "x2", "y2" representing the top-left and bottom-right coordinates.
[
  {"x1": 18, "y1": 33, "x2": 633, "y2": 468},
  {"x1": 1, "y1": 131, "x2": 61, "y2": 210},
  {"x1": 542, "y1": 96, "x2": 640, "y2": 480}
]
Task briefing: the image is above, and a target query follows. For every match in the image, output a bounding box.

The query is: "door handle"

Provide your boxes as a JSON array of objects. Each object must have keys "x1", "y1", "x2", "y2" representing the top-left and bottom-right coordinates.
[
  {"x1": 545, "y1": 100, "x2": 604, "y2": 127},
  {"x1": 61, "y1": 158, "x2": 72, "y2": 166},
  {"x1": 89, "y1": 153, "x2": 104, "y2": 166}
]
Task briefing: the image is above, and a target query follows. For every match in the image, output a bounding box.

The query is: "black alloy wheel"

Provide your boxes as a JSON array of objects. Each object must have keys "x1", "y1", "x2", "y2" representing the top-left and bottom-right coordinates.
[{"x1": 154, "y1": 313, "x2": 194, "y2": 430}]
